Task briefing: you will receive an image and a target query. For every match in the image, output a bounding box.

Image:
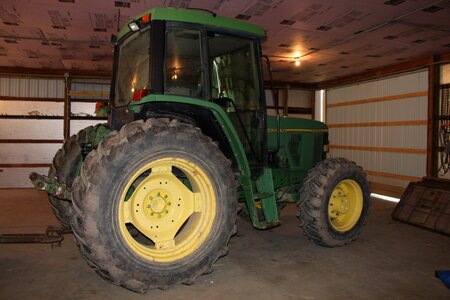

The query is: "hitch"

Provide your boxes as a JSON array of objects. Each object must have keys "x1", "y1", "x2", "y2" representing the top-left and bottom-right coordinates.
[
  {"x1": 0, "y1": 226, "x2": 71, "y2": 248},
  {"x1": 29, "y1": 172, "x2": 72, "y2": 201}
]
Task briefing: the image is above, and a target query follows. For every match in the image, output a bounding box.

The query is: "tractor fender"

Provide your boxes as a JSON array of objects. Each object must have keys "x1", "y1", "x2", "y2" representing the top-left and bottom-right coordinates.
[{"x1": 128, "y1": 94, "x2": 251, "y2": 179}]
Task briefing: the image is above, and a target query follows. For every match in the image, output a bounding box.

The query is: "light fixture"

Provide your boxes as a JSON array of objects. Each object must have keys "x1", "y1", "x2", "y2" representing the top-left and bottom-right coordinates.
[
  {"x1": 128, "y1": 22, "x2": 140, "y2": 31},
  {"x1": 293, "y1": 51, "x2": 301, "y2": 67},
  {"x1": 171, "y1": 73, "x2": 178, "y2": 80}
]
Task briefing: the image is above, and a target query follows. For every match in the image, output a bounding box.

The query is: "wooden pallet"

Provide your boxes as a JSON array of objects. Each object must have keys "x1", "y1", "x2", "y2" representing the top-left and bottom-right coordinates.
[{"x1": 392, "y1": 177, "x2": 450, "y2": 235}]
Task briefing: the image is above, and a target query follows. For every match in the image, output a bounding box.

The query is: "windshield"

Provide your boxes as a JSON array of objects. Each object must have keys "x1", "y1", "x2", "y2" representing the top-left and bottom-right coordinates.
[{"x1": 114, "y1": 28, "x2": 151, "y2": 107}]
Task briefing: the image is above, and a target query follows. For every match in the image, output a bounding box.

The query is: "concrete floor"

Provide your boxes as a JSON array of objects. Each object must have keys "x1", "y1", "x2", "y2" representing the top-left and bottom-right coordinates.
[{"x1": 0, "y1": 189, "x2": 449, "y2": 300}]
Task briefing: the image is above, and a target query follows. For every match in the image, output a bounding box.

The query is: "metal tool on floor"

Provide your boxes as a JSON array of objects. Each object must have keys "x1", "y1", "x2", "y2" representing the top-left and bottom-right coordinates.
[
  {"x1": 0, "y1": 226, "x2": 71, "y2": 248},
  {"x1": 392, "y1": 177, "x2": 450, "y2": 235}
]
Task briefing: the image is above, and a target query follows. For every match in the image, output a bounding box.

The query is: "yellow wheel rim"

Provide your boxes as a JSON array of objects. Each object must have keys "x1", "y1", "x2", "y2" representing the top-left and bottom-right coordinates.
[
  {"x1": 328, "y1": 179, "x2": 363, "y2": 232},
  {"x1": 118, "y1": 157, "x2": 216, "y2": 263}
]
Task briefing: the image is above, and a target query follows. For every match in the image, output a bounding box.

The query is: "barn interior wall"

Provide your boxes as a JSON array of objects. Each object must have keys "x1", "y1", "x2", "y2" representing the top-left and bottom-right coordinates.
[{"x1": 325, "y1": 70, "x2": 429, "y2": 194}]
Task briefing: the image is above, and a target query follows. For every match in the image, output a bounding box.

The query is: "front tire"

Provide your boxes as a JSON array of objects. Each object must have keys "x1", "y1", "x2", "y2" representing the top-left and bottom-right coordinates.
[
  {"x1": 71, "y1": 118, "x2": 237, "y2": 292},
  {"x1": 298, "y1": 158, "x2": 370, "y2": 247}
]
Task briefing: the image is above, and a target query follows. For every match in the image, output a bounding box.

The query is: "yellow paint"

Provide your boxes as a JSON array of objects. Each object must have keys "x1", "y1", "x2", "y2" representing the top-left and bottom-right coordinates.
[
  {"x1": 328, "y1": 179, "x2": 363, "y2": 232},
  {"x1": 118, "y1": 157, "x2": 216, "y2": 263}
]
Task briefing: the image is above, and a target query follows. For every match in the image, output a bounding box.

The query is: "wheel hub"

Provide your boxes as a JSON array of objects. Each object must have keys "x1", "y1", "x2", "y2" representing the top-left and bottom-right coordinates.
[
  {"x1": 118, "y1": 157, "x2": 216, "y2": 262},
  {"x1": 328, "y1": 179, "x2": 363, "y2": 232},
  {"x1": 144, "y1": 190, "x2": 171, "y2": 218}
]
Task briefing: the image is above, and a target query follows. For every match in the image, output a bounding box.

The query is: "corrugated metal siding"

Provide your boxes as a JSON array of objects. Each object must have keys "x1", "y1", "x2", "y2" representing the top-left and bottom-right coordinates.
[
  {"x1": 0, "y1": 101, "x2": 63, "y2": 115},
  {"x1": 70, "y1": 81, "x2": 110, "y2": 100},
  {"x1": 0, "y1": 144, "x2": 61, "y2": 164},
  {"x1": 0, "y1": 76, "x2": 109, "y2": 188},
  {"x1": 0, "y1": 167, "x2": 50, "y2": 188},
  {"x1": 0, "y1": 120, "x2": 63, "y2": 139},
  {"x1": 327, "y1": 70, "x2": 428, "y2": 188},
  {"x1": 0, "y1": 77, "x2": 64, "y2": 98}
]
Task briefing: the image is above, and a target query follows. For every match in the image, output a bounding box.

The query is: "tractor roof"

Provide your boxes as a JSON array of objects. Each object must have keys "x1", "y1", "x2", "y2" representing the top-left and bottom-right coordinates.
[{"x1": 117, "y1": 7, "x2": 266, "y2": 40}]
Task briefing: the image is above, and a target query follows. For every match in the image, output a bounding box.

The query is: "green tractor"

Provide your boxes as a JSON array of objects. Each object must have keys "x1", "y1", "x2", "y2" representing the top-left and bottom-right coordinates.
[{"x1": 31, "y1": 7, "x2": 370, "y2": 292}]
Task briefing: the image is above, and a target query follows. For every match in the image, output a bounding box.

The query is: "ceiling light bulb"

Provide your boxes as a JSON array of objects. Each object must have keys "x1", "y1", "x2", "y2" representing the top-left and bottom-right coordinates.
[
  {"x1": 295, "y1": 60, "x2": 301, "y2": 66},
  {"x1": 294, "y1": 51, "x2": 301, "y2": 58}
]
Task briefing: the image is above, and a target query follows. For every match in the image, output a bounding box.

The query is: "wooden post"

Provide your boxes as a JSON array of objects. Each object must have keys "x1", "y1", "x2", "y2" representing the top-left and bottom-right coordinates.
[
  {"x1": 63, "y1": 74, "x2": 71, "y2": 140},
  {"x1": 426, "y1": 57, "x2": 440, "y2": 178},
  {"x1": 282, "y1": 86, "x2": 289, "y2": 116}
]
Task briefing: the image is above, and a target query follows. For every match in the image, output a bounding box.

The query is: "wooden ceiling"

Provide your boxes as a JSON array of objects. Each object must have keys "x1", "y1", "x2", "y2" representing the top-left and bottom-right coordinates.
[{"x1": 0, "y1": 0, "x2": 449, "y2": 84}]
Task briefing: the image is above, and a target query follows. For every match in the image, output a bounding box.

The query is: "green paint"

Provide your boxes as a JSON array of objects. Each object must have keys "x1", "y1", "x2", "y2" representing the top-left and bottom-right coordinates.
[
  {"x1": 130, "y1": 94, "x2": 251, "y2": 178},
  {"x1": 266, "y1": 116, "x2": 328, "y2": 205},
  {"x1": 130, "y1": 98, "x2": 329, "y2": 229},
  {"x1": 118, "y1": 7, "x2": 265, "y2": 41},
  {"x1": 255, "y1": 168, "x2": 280, "y2": 227}
]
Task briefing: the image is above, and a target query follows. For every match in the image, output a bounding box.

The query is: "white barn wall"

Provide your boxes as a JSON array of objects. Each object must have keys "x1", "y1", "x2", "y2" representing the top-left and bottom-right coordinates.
[
  {"x1": 0, "y1": 167, "x2": 50, "y2": 188},
  {"x1": 0, "y1": 120, "x2": 63, "y2": 139},
  {"x1": 265, "y1": 88, "x2": 312, "y2": 118},
  {"x1": 326, "y1": 70, "x2": 428, "y2": 189},
  {"x1": 0, "y1": 77, "x2": 64, "y2": 98},
  {"x1": 0, "y1": 101, "x2": 63, "y2": 115},
  {"x1": 0, "y1": 76, "x2": 109, "y2": 188}
]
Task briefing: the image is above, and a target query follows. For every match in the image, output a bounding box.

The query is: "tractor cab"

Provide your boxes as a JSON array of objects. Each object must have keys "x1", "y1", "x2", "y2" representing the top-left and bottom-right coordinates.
[{"x1": 110, "y1": 8, "x2": 267, "y2": 171}]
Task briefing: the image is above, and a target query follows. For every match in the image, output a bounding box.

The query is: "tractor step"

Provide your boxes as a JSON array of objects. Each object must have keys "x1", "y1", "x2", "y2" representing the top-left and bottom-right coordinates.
[{"x1": 29, "y1": 172, "x2": 72, "y2": 200}]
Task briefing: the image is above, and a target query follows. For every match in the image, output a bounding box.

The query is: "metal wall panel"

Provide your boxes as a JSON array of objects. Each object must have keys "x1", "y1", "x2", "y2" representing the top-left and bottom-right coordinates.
[
  {"x1": 0, "y1": 120, "x2": 63, "y2": 139},
  {"x1": 0, "y1": 76, "x2": 112, "y2": 188},
  {"x1": 0, "y1": 144, "x2": 61, "y2": 164},
  {"x1": 70, "y1": 81, "x2": 110, "y2": 100},
  {"x1": 71, "y1": 102, "x2": 96, "y2": 115},
  {"x1": 70, "y1": 120, "x2": 104, "y2": 136},
  {"x1": 0, "y1": 101, "x2": 63, "y2": 115},
  {"x1": 327, "y1": 71, "x2": 428, "y2": 105},
  {"x1": 0, "y1": 77, "x2": 64, "y2": 98},
  {"x1": 265, "y1": 88, "x2": 312, "y2": 117},
  {"x1": 327, "y1": 69, "x2": 428, "y2": 188},
  {"x1": 0, "y1": 167, "x2": 49, "y2": 188}
]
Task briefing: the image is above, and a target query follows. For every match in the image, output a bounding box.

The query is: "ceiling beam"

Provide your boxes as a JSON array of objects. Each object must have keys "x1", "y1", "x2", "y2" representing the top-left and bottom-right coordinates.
[
  {"x1": 317, "y1": 52, "x2": 450, "y2": 90},
  {"x1": 264, "y1": 80, "x2": 317, "y2": 90},
  {"x1": 0, "y1": 67, "x2": 112, "y2": 79}
]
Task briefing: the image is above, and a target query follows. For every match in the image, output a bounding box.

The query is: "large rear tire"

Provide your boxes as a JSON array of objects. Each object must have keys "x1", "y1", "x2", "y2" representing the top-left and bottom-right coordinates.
[
  {"x1": 298, "y1": 158, "x2": 370, "y2": 247},
  {"x1": 48, "y1": 124, "x2": 109, "y2": 228},
  {"x1": 71, "y1": 118, "x2": 237, "y2": 292}
]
